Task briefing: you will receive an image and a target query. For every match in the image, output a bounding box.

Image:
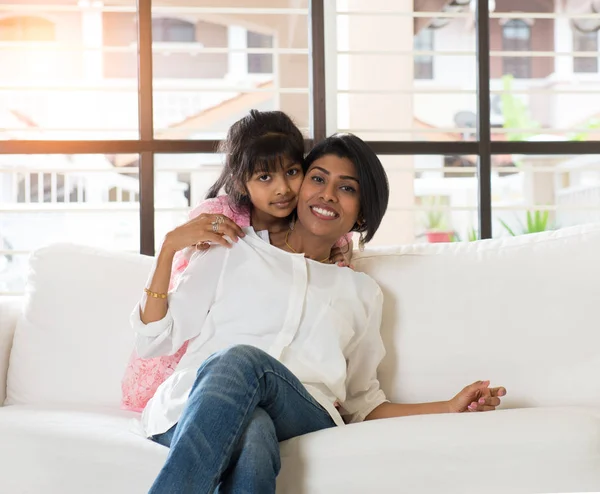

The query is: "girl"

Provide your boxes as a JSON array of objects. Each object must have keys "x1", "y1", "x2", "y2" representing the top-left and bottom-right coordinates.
[{"x1": 122, "y1": 110, "x2": 352, "y2": 412}]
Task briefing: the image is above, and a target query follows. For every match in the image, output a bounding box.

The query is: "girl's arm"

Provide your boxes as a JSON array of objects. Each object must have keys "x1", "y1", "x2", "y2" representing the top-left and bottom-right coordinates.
[
  {"x1": 133, "y1": 213, "x2": 244, "y2": 357},
  {"x1": 167, "y1": 196, "x2": 242, "y2": 295}
]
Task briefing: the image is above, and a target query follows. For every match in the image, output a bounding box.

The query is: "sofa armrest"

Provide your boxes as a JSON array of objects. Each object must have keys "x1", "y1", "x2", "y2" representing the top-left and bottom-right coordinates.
[{"x1": 0, "y1": 296, "x2": 22, "y2": 406}]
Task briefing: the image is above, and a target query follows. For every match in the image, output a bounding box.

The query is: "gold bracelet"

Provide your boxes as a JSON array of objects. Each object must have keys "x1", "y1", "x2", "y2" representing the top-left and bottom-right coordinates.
[{"x1": 144, "y1": 287, "x2": 168, "y2": 299}]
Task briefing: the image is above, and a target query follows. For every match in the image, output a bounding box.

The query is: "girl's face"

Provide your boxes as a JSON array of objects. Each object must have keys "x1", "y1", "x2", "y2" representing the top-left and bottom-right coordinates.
[
  {"x1": 296, "y1": 154, "x2": 361, "y2": 241},
  {"x1": 245, "y1": 157, "x2": 304, "y2": 219}
]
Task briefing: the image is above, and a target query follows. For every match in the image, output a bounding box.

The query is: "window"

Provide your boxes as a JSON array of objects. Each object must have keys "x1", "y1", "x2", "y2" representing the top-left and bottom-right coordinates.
[
  {"x1": 0, "y1": 16, "x2": 55, "y2": 41},
  {"x1": 502, "y1": 20, "x2": 531, "y2": 79},
  {"x1": 152, "y1": 18, "x2": 195, "y2": 43},
  {"x1": 414, "y1": 28, "x2": 434, "y2": 80},
  {"x1": 247, "y1": 31, "x2": 273, "y2": 74},
  {"x1": 573, "y1": 30, "x2": 598, "y2": 74},
  {"x1": 6, "y1": 1, "x2": 600, "y2": 295}
]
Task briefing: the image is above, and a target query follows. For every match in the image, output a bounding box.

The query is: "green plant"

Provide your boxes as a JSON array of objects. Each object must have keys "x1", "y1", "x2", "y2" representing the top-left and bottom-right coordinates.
[
  {"x1": 425, "y1": 210, "x2": 445, "y2": 230},
  {"x1": 501, "y1": 75, "x2": 540, "y2": 142},
  {"x1": 421, "y1": 196, "x2": 447, "y2": 230},
  {"x1": 570, "y1": 118, "x2": 600, "y2": 141},
  {"x1": 450, "y1": 227, "x2": 478, "y2": 243},
  {"x1": 499, "y1": 210, "x2": 551, "y2": 236},
  {"x1": 467, "y1": 227, "x2": 478, "y2": 242}
]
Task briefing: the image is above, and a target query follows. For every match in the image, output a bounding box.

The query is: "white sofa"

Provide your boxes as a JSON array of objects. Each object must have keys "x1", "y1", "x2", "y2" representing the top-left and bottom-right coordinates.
[{"x1": 2, "y1": 225, "x2": 600, "y2": 494}]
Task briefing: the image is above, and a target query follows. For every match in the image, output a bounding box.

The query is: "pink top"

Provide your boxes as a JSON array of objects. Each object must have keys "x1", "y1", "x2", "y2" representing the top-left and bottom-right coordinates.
[{"x1": 121, "y1": 195, "x2": 353, "y2": 412}]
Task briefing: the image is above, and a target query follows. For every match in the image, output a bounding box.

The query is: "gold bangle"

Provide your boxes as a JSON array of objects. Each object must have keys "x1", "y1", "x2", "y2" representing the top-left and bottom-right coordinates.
[{"x1": 144, "y1": 287, "x2": 168, "y2": 299}]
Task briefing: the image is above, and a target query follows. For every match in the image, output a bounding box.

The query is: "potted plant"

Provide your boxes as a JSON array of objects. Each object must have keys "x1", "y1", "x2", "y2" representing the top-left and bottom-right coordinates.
[{"x1": 422, "y1": 196, "x2": 454, "y2": 243}]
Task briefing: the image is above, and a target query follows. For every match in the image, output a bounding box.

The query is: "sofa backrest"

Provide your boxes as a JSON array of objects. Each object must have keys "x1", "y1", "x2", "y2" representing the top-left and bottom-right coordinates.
[
  {"x1": 354, "y1": 223, "x2": 600, "y2": 409},
  {"x1": 6, "y1": 224, "x2": 600, "y2": 410},
  {"x1": 6, "y1": 244, "x2": 153, "y2": 407}
]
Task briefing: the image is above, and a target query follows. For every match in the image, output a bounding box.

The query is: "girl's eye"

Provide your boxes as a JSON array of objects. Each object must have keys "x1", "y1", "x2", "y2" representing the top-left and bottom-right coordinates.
[
  {"x1": 258, "y1": 175, "x2": 271, "y2": 182},
  {"x1": 311, "y1": 175, "x2": 325, "y2": 183},
  {"x1": 287, "y1": 168, "x2": 300, "y2": 177}
]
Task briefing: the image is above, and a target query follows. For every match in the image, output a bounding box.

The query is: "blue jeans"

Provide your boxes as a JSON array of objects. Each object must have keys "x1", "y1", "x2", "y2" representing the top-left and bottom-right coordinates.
[{"x1": 149, "y1": 345, "x2": 336, "y2": 494}]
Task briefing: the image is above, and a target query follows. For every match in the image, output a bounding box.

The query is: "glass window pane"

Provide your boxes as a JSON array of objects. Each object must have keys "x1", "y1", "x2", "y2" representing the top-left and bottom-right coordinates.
[
  {"x1": 380, "y1": 154, "x2": 478, "y2": 246},
  {"x1": 151, "y1": 2, "x2": 310, "y2": 139},
  {"x1": 330, "y1": 2, "x2": 477, "y2": 142},
  {"x1": 153, "y1": 18, "x2": 196, "y2": 43},
  {"x1": 0, "y1": 1, "x2": 139, "y2": 140},
  {"x1": 154, "y1": 153, "x2": 223, "y2": 252},
  {"x1": 492, "y1": 154, "x2": 600, "y2": 237},
  {"x1": 573, "y1": 30, "x2": 599, "y2": 74},
  {"x1": 0, "y1": 154, "x2": 140, "y2": 294},
  {"x1": 490, "y1": 1, "x2": 600, "y2": 141}
]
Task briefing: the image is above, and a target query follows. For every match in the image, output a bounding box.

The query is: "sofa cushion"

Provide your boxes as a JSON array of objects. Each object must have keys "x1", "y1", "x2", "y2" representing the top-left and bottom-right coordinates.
[
  {"x1": 277, "y1": 406, "x2": 600, "y2": 493},
  {"x1": 6, "y1": 244, "x2": 153, "y2": 407},
  {"x1": 1, "y1": 405, "x2": 598, "y2": 494},
  {"x1": 0, "y1": 405, "x2": 164, "y2": 493},
  {"x1": 354, "y1": 223, "x2": 600, "y2": 409}
]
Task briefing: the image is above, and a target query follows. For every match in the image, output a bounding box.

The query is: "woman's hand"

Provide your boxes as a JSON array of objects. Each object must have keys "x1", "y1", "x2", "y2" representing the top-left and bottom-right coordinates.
[
  {"x1": 162, "y1": 214, "x2": 245, "y2": 254},
  {"x1": 448, "y1": 380, "x2": 507, "y2": 413}
]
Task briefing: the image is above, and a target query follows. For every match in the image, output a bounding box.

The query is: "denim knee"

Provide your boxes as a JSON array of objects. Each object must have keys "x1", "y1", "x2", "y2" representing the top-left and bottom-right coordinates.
[{"x1": 240, "y1": 408, "x2": 280, "y2": 472}]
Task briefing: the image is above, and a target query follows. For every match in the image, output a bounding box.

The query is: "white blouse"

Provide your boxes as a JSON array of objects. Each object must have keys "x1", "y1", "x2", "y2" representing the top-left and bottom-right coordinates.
[{"x1": 131, "y1": 228, "x2": 387, "y2": 438}]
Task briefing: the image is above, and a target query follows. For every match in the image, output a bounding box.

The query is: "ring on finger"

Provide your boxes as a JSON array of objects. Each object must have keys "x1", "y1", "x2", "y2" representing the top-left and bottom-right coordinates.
[
  {"x1": 211, "y1": 221, "x2": 219, "y2": 233},
  {"x1": 215, "y1": 215, "x2": 225, "y2": 224}
]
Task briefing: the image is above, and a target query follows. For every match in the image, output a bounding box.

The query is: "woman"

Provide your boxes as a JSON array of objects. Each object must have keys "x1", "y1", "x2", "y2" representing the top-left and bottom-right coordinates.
[{"x1": 132, "y1": 133, "x2": 506, "y2": 493}]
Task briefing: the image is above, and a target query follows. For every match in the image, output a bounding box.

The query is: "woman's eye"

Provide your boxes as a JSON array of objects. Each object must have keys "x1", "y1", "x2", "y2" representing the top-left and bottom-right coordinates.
[
  {"x1": 341, "y1": 185, "x2": 356, "y2": 193},
  {"x1": 311, "y1": 175, "x2": 324, "y2": 183}
]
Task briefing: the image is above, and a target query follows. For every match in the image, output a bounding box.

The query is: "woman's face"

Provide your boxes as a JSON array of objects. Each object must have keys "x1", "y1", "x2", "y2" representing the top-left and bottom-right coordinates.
[{"x1": 296, "y1": 154, "x2": 361, "y2": 240}]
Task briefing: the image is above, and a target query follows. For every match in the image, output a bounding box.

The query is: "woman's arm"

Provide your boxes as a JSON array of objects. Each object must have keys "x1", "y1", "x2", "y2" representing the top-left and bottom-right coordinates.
[
  {"x1": 366, "y1": 381, "x2": 506, "y2": 420},
  {"x1": 343, "y1": 288, "x2": 507, "y2": 422},
  {"x1": 140, "y1": 246, "x2": 176, "y2": 324},
  {"x1": 339, "y1": 288, "x2": 387, "y2": 423},
  {"x1": 365, "y1": 401, "x2": 450, "y2": 420}
]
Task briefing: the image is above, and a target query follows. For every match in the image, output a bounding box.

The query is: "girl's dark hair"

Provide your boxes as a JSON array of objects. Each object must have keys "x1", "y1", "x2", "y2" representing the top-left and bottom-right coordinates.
[
  {"x1": 206, "y1": 110, "x2": 305, "y2": 209},
  {"x1": 304, "y1": 133, "x2": 389, "y2": 244}
]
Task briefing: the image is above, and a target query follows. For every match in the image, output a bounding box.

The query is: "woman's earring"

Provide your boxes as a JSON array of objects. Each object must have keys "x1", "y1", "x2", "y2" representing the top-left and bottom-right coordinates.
[{"x1": 359, "y1": 232, "x2": 365, "y2": 252}]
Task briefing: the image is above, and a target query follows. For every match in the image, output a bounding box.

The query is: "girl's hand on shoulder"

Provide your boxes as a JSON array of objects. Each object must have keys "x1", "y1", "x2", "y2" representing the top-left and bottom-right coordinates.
[
  {"x1": 163, "y1": 214, "x2": 245, "y2": 254},
  {"x1": 331, "y1": 242, "x2": 353, "y2": 269}
]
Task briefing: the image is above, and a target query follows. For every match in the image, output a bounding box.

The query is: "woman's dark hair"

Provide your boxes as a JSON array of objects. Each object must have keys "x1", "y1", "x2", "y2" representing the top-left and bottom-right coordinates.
[
  {"x1": 304, "y1": 133, "x2": 389, "y2": 244},
  {"x1": 206, "y1": 110, "x2": 305, "y2": 210}
]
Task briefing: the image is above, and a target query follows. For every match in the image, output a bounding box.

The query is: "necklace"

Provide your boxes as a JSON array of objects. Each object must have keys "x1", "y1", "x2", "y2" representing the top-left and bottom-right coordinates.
[{"x1": 285, "y1": 229, "x2": 331, "y2": 263}]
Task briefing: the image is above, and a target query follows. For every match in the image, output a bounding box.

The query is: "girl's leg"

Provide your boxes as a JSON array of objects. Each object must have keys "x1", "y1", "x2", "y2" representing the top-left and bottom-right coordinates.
[{"x1": 148, "y1": 344, "x2": 336, "y2": 494}]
